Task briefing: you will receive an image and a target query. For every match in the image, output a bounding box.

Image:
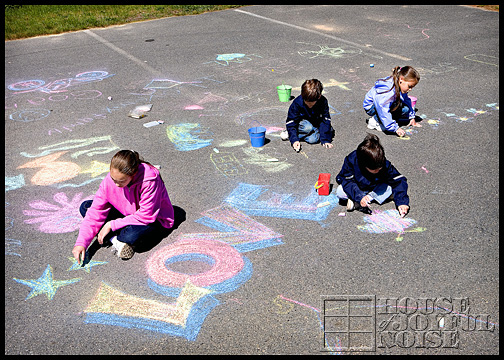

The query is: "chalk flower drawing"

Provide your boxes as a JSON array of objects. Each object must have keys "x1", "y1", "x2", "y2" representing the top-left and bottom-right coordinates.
[
  {"x1": 13, "y1": 264, "x2": 81, "y2": 300},
  {"x1": 357, "y1": 209, "x2": 426, "y2": 241},
  {"x1": 23, "y1": 192, "x2": 89, "y2": 233}
]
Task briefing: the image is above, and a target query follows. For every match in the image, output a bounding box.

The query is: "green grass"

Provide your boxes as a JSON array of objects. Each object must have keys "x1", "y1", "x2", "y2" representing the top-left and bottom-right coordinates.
[{"x1": 5, "y1": 5, "x2": 245, "y2": 40}]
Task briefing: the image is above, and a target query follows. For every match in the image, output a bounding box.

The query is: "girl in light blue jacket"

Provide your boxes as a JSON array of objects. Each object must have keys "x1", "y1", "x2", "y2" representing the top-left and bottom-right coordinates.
[{"x1": 363, "y1": 66, "x2": 421, "y2": 137}]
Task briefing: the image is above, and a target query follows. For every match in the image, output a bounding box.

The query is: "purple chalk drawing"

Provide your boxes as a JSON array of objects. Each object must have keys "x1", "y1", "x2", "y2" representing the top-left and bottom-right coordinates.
[
  {"x1": 356, "y1": 209, "x2": 426, "y2": 241},
  {"x1": 23, "y1": 192, "x2": 92, "y2": 233}
]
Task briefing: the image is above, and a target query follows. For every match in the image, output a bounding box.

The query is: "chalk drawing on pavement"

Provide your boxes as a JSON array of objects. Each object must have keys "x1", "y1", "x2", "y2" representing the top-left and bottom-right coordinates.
[
  {"x1": 13, "y1": 264, "x2": 81, "y2": 300},
  {"x1": 356, "y1": 209, "x2": 426, "y2": 242}
]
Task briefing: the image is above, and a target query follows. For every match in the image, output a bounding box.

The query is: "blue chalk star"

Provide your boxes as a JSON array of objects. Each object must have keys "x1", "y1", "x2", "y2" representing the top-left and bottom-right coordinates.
[
  {"x1": 13, "y1": 264, "x2": 81, "y2": 300},
  {"x1": 67, "y1": 256, "x2": 108, "y2": 273}
]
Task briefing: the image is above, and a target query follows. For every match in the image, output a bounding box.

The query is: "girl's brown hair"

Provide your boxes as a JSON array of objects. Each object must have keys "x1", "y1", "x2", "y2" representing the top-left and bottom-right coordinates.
[
  {"x1": 378, "y1": 66, "x2": 420, "y2": 111},
  {"x1": 110, "y1": 150, "x2": 151, "y2": 176},
  {"x1": 301, "y1": 79, "x2": 323, "y2": 102},
  {"x1": 357, "y1": 133, "x2": 385, "y2": 170}
]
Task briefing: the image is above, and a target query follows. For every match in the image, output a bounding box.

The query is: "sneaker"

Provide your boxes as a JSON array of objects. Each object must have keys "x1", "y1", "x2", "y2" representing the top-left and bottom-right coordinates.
[
  {"x1": 280, "y1": 129, "x2": 289, "y2": 141},
  {"x1": 346, "y1": 199, "x2": 355, "y2": 211},
  {"x1": 366, "y1": 117, "x2": 382, "y2": 131},
  {"x1": 110, "y1": 236, "x2": 134, "y2": 259}
]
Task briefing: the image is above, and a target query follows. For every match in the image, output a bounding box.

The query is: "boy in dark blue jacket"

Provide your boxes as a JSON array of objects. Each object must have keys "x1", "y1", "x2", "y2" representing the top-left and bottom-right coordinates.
[
  {"x1": 335, "y1": 134, "x2": 410, "y2": 217},
  {"x1": 282, "y1": 79, "x2": 334, "y2": 151}
]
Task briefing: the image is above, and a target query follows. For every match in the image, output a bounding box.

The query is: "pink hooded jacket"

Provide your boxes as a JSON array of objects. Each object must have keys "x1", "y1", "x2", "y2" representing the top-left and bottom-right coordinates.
[{"x1": 75, "y1": 163, "x2": 174, "y2": 249}]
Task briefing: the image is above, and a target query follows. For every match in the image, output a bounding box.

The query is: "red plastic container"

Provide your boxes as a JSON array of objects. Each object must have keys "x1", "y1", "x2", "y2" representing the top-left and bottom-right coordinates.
[{"x1": 315, "y1": 173, "x2": 331, "y2": 196}]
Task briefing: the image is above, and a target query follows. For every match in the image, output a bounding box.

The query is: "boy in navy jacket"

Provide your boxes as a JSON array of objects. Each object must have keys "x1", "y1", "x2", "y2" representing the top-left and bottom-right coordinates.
[
  {"x1": 335, "y1": 134, "x2": 410, "y2": 217},
  {"x1": 282, "y1": 79, "x2": 334, "y2": 151}
]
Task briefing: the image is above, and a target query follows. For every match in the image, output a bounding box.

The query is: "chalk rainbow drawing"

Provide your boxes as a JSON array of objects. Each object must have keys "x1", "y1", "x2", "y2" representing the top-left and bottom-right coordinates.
[
  {"x1": 356, "y1": 209, "x2": 426, "y2": 242},
  {"x1": 84, "y1": 280, "x2": 218, "y2": 341},
  {"x1": 13, "y1": 264, "x2": 81, "y2": 300},
  {"x1": 20, "y1": 136, "x2": 120, "y2": 159},
  {"x1": 166, "y1": 123, "x2": 213, "y2": 151},
  {"x1": 224, "y1": 183, "x2": 339, "y2": 222},
  {"x1": 23, "y1": 191, "x2": 89, "y2": 233}
]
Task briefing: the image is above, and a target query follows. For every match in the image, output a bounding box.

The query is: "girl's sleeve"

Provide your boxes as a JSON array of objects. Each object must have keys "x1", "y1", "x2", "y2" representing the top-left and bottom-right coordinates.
[
  {"x1": 74, "y1": 179, "x2": 112, "y2": 249},
  {"x1": 374, "y1": 91, "x2": 399, "y2": 132}
]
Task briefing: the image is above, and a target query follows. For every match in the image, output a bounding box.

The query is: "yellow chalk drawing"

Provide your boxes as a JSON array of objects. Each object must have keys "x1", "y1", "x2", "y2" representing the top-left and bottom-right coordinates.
[
  {"x1": 210, "y1": 152, "x2": 248, "y2": 177},
  {"x1": 325, "y1": 78, "x2": 351, "y2": 91},
  {"x1": 273, "y1": 295, "x2": 295, "y2": 315},
  {"x1": 84, "y1": 280, "x2": 213, "y2": 327},
  {"x1": 218, "y1": 139, "x2": 248, "y2": 148},
  {"x1": 242, "y1": 147, "x2": 292, "y2": 173},
  {"x1": 80, "y1": 160, "x2": 110, "y2": 177}
]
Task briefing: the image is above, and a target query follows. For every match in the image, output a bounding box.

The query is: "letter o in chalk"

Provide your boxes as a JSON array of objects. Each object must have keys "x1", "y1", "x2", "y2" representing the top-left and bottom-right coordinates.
[{"x1": 146, "y1": 239, "x2": 244, "y2": 289}]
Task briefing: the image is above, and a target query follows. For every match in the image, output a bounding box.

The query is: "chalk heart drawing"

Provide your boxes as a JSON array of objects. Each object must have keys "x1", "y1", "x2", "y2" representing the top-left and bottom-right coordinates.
[
  {"x1": 166, "y1": 123, "x2": 213, "y2": 151},
  {"x1": 23, "y1": 191, "x2": 91, "y2": 233},
  {"x1": 356, "y1": 209, "x2": 426, "y2": 242},
  {"x1": 84, "y1": 204, "x2": 283, "y2": 341},
  {"x1": 17, "y1": 151, "x2": 81, "y2": 186}
]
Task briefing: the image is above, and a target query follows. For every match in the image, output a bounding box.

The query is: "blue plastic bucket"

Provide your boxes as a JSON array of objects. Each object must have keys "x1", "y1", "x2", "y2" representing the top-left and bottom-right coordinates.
[{"x1": 248, "y1": 126, "x2": 266, "y2": 147}]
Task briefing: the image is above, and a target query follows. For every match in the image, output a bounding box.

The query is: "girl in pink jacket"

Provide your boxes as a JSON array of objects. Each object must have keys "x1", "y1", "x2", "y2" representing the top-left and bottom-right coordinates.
[{"x1": 72, "y1": 150, "x2": 174, "y2": 263}]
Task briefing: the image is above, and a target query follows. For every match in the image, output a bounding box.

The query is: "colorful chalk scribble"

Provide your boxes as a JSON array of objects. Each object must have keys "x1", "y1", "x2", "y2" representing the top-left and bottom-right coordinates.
[
  {"x1": 7, "y1": 71, "x2": 114, "y2": 94},
  {"x1": 13, "y1": 264, "x2": 81, "y2": 300},
  {"x1": 356, "y1": 209, "x2": 426, "y2": 241},
  {"x1": 166, "y1": 123, "x2": 213, "y2": 151},
  {"x1": 23, "y1": 191, "x2": 90, "y2": 233}
]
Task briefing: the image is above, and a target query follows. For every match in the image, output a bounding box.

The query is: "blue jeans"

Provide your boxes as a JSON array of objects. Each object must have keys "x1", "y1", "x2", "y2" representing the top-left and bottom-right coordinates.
[
  {"x1": 336, "y1": 183, "x2": 392, "y2": 204},
  {"x1": 298, "y1": 120, "x2": 320, "y2": 144},
  {"x1": 79, "y1": 200, "x2": 168, "y2": 247},
  {"x1": 366, "y1": 104, "x2": 411, "y2": 129}
]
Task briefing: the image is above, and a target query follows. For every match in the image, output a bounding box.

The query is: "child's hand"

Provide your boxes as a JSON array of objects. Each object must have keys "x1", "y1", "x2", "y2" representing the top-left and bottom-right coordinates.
[
  {"x1": 292, "y1": 141, "x2": 301, "y2": 152},
  {"x1": 360, "y1": 195, "x2": 372, "y2": 208},
  {"x1": 322, "y1": 142, "x2": 333, "y2": 149},
  {"x1": 408, "y1": 118, "x2": 422, "y2": 127},
  {"x1": 97, "y1": 221, "x2": 112, "y2": 244},
  {"x1": 398, "y1": 205, "x2": 409, "y2": 218},
  {"x1": 396, "y1": 128, "x2": 406, "y2": 137},
  {"x1": 72, "y1": 246, "x2": 86, "y2": 265}
]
